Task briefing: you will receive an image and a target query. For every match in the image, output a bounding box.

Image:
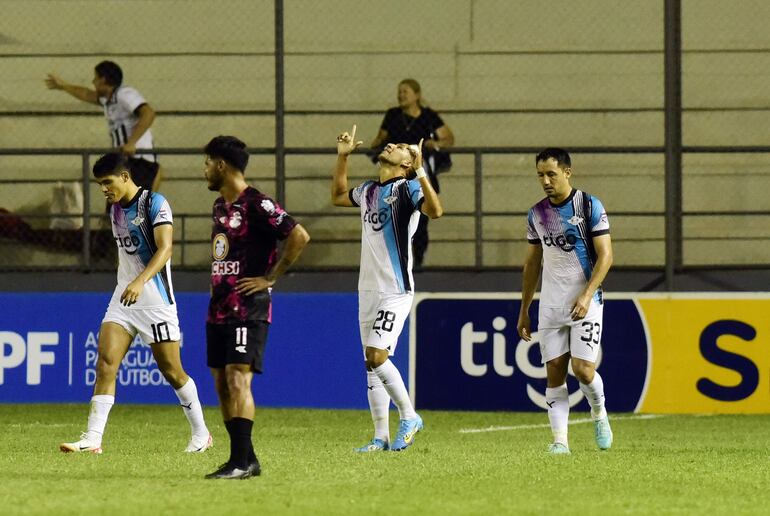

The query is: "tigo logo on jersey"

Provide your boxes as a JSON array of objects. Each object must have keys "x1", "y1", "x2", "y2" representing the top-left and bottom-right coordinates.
[
  {"x1": 115, "y1": 233, "x2": 141, "y2": 255},
  {"x1": 412, "y1": 297, "x2": 649, "y2": 412},
  {"x1": 364, "y1": 208, "x2": 389, "y2": 232},
  {"x1": 542, "y1": 232, "x2": 578, "y2": 252}
]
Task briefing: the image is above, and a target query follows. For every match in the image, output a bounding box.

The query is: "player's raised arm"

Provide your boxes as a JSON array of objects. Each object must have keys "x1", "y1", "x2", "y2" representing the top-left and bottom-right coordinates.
[
  {"x1": 331, "y1": 125, "x2": 363, "y2": 207},
  {"x1": 44, "y1": 73, "x2": 99, "y2": 105},
  {"x1": 411, "y1": 139, "x2": 443, "y2": 219}
]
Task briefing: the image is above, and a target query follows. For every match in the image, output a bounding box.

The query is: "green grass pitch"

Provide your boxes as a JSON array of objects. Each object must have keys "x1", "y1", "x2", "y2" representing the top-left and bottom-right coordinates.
[{"x1": 1, "y1": 405, "x2": 769, "y2": 515}]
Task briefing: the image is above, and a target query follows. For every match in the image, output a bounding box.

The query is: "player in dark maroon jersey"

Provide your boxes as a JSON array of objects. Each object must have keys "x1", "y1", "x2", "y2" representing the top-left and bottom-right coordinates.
[{"x1": 202, "y1": 136, "x2": 310, "y2": 480}]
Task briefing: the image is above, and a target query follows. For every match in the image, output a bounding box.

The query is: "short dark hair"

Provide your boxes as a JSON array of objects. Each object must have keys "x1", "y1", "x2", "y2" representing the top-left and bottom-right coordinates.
[
  {"x1": 93, "y1": 152, "x2": 130, "y2": 178},
  {"x1": 204, "y1": 135, "x2": 249, "y2": 172},
  {"x1": 94, "y1": 61, "x2": 123, "y2": 87},
  {"x1": 536, "y1": 148, "x2": 571, "y2": 168}
]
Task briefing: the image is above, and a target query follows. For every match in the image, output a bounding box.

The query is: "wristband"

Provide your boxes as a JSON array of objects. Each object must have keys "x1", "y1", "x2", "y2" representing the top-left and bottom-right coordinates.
[{"x1": 415, "y1": 167, "x2": 427, "y2": 179}]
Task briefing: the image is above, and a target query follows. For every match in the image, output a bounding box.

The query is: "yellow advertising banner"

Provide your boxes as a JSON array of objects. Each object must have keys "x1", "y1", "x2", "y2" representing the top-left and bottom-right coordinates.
[{"x1": 637, "y1": 296, "x2": 770, "y2": 413}]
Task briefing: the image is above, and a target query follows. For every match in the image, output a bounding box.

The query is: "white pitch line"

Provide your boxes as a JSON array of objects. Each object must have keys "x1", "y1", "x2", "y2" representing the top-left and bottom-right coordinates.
[
  {"x1": 5, "y1": 423, "x2": 73, "y2": 428},
  {"x1": 459, "y1": 414, "x2": 663, "y2": 434}
]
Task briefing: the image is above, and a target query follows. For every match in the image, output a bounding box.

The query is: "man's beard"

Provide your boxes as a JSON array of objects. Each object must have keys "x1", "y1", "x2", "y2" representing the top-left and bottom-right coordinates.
[{"x1": 378, "y1": 153, "x2": 397, "y2": 166}]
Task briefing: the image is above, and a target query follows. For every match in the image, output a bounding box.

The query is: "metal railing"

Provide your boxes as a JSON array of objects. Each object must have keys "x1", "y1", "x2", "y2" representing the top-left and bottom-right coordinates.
[{"x1": 2, "y1": 145, "x2": 769, "y2": 277}]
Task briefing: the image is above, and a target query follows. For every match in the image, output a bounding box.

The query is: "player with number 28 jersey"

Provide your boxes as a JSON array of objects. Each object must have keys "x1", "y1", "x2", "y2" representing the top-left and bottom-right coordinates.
[{"x1": 332, "y1": 125, "x2": 443, "y2": 453}]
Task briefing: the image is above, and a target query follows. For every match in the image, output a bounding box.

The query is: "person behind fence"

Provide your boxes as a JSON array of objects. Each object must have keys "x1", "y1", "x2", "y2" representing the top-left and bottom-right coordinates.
[
  {"x1": 203, "y1": 135, "x2": 310, "y2": 480},
  {"x1": 45, "y1": 61, "x2": 162, "y2": 191},
  {"x1": 333, "y1": 125, "x2": 443, "y2": 452},
  {"x1": 59, "y1": 152, "x2": 211, "y2": 455},
  {"x1": 369, "y1": 78, "x2": 454, "y2": 267},
  {"x1": 516, "y1": 148, "x2": 614, "y2": 455}
]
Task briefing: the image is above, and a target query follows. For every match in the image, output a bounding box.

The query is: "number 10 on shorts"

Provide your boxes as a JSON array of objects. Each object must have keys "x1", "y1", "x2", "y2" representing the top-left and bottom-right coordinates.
[{"x1": 151, "y1": 322, "x2": 170, "y2": 343}]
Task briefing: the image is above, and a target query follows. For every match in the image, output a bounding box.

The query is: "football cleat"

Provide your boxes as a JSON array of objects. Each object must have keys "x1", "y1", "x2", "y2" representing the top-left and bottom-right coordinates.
[
  {"x1": 547, "y1": 442, "x2": 571, "y2": 455},
  {"x1": 185, "y1": 433, "x2": 213, "y2": 453},
  {"x1": 204, "y1": 460, "x2": 260, "y2": 480},
  {"x1": 594, "y1": 416, "x2": 613, "y2": 450},
  {"x1": 60, "y1": 433, "x2": 103, "y2": 454},
  {"x1": 354, "y1": 438, "x2": 390, "y2": 452},
  {"x1": 391, "y1": 415, "x2": 423, "y2": 451}
]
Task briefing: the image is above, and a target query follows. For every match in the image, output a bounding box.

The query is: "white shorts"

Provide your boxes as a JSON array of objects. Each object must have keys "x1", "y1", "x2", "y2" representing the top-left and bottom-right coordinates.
[
  {"x1": 102, "y1": 302, "x2": 181, "y2": 344},
  {"x1": 537, "y1": 300, "x2": 603, "y2": 364},
  {"x1": 358, "y1": 291, "x2": 413, "y2": 356}
]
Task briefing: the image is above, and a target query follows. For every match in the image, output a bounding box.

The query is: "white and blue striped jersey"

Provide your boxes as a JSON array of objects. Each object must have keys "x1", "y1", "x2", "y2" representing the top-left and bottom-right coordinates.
[
  {"x1": 98, "y1": 86, "x2": 155, "y2": 162},
  {"x1": 350, "y1": 177, "x2": 424, "y2": 293},
  {"x1": 526, "y1": 189, "x2": 610, "y2": 308},
  {"x1": 109, "y1": 189, "x2": 175, "y2": 309}
]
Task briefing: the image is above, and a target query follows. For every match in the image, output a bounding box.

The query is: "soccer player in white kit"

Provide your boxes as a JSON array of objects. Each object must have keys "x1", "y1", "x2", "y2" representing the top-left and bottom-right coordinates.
[
  {"x1": 60, "y1": 153, "x2": 210, "y2": 454},
  {"x1": 331, "y1": 125, "x2": 443, "y2": 452},
  {"x1": 45, "y1": 61, "x2": 162, "y2": 191},
  {"x1": 517, "y1": 148, "x2": 614, "y2": 454}
]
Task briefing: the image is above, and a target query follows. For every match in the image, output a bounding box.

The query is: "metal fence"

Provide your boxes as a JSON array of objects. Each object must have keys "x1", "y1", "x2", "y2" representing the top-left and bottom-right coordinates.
[{"x1": 0, "y1": 0, "x2": 768, "y2": 287}]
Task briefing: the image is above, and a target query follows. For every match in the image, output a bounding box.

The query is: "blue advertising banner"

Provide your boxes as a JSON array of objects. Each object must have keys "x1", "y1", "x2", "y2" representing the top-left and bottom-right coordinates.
[
  {"x1": 410, "y1": 294, "x2": 649, "y2": 412},
  {"x1": 0, "y1": 293, "x2": 403, "y2": 409}
]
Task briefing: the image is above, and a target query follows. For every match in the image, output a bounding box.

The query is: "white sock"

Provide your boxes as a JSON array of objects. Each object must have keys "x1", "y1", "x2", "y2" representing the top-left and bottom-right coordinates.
[
  {"x1": 367, "y1": 371, "x2": 391, "y2": 442},
  {"x1": 545, "y1": 384, "x2": 569, "y2": 446},
  {"x1": 579, "y1": 372, "x2": 608, "y2": 420},
  {"x1": 373, "y1": 360, "x2": 417, "y2": 420},
  {"x1": 86, "y1": 394, "x2": 114, "y2": 444},
  {"x1": 174, "y1": 377, "x2": 208, "y2": 438}
]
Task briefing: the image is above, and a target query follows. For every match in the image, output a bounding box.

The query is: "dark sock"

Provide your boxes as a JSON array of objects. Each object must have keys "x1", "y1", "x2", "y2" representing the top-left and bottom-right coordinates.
[
  {"x1": 223, "y1": 419, "x2": 235, "y2": 466},
  {"x1": 229, "y1": 417, "x2": 254, "y2": 469}
]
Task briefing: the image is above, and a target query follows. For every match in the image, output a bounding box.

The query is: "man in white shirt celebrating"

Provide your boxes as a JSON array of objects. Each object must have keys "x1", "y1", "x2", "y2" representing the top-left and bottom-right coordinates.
[
  {"x1": 45, "y1": 60, "x2": 162, "y2": 191},
  {"x1": 332, "y1": 125, "x2": 443, "y2": 452}
]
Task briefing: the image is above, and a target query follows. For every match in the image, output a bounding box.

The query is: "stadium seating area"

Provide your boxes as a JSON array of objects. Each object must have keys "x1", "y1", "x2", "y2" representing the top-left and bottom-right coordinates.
[{"x1": 0, "y1": 0, "x2": 768, "y2": 268}]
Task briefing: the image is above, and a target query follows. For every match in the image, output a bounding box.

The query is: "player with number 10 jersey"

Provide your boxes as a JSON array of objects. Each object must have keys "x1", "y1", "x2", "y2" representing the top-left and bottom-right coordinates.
[{"x1": 60, "y1": 152, "x2": 210, "y2": 456}]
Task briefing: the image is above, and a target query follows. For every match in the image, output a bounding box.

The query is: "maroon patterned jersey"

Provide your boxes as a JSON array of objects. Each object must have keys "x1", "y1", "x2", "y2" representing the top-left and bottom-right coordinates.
[{"x1": 207, "y1": 186, "x2": 297, "y2": 324}]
